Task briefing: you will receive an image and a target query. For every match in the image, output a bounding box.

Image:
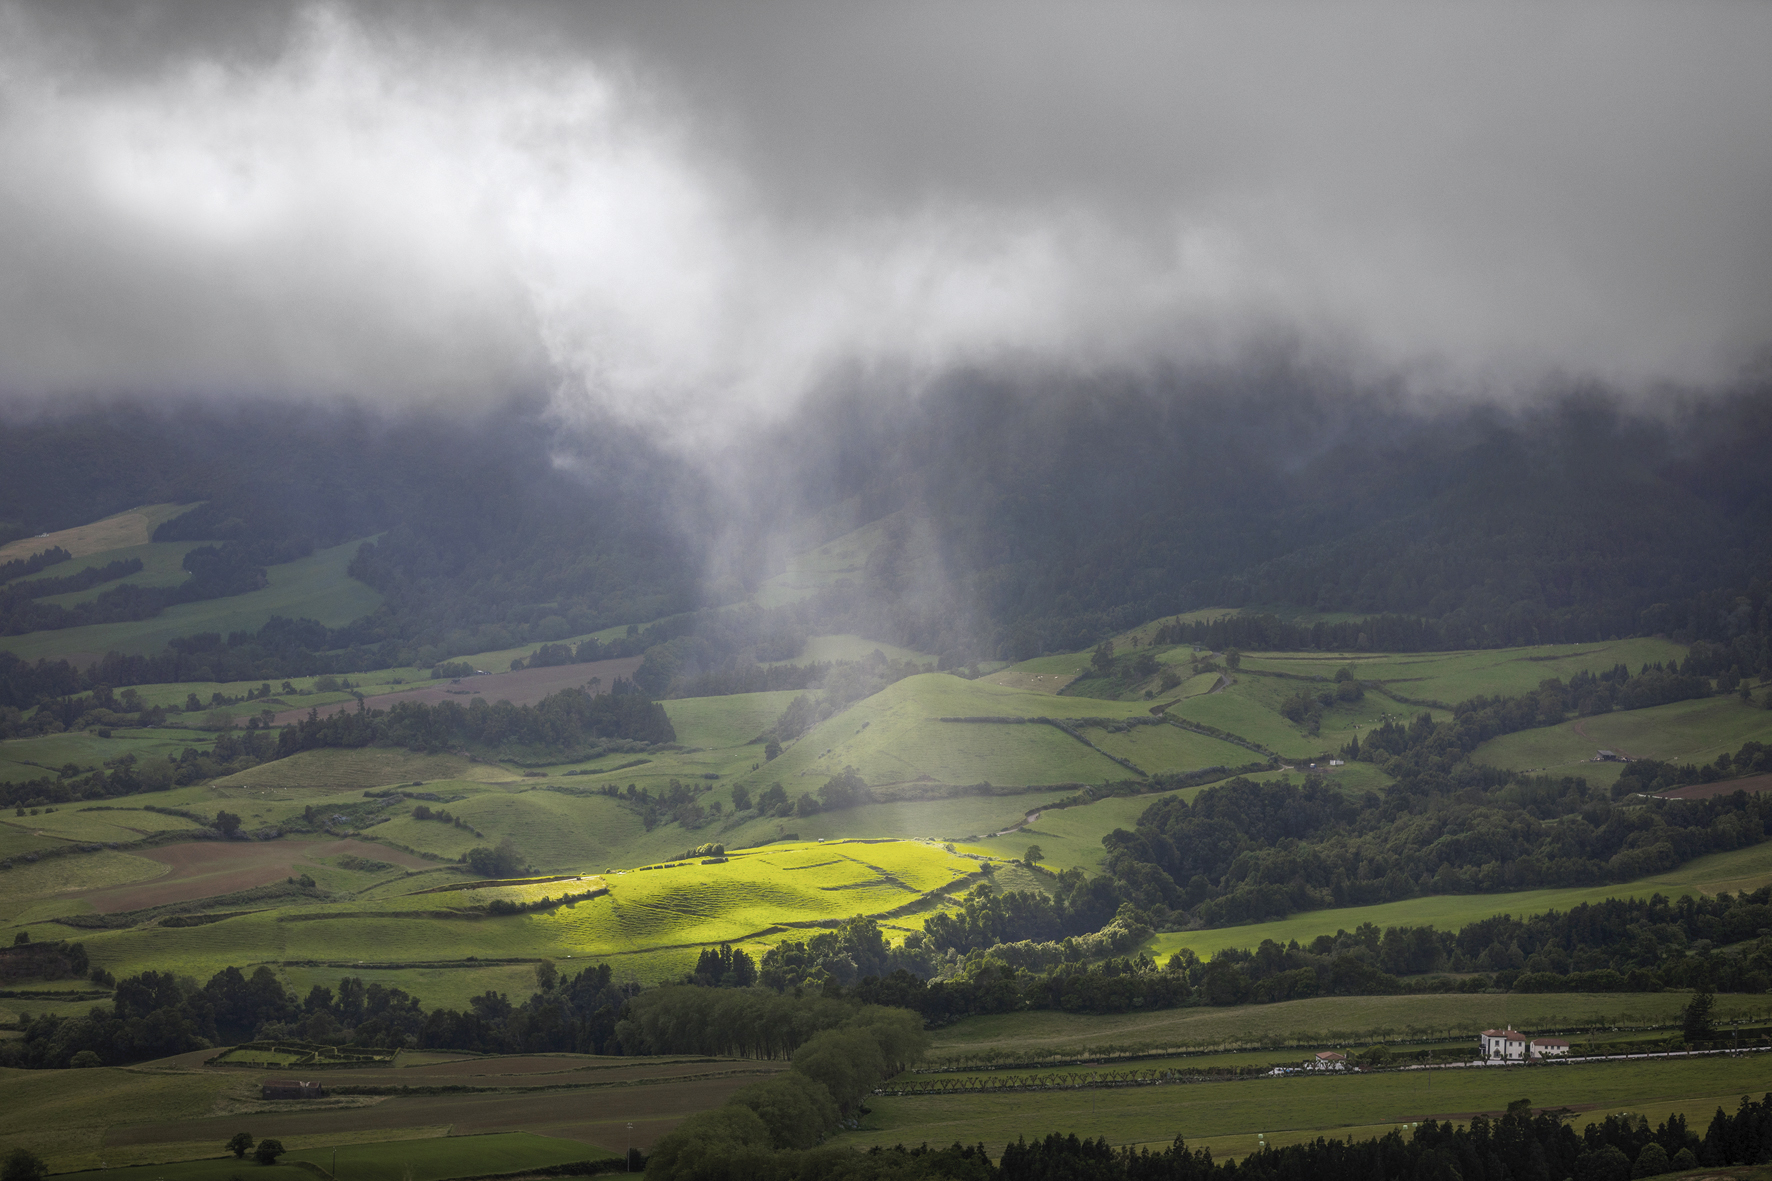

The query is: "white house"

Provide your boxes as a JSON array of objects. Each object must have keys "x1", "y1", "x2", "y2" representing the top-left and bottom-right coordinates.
[
  {"x1": 1481, "y1": 1028, "x2": 1570, "y2": 1061},
  {"x1": 1304, "y1": 1050, "x2": 1347, "y2": 1071},
  {"x1": 1480, "y1": 1028, "x2": 1529, "y2": 1061}
]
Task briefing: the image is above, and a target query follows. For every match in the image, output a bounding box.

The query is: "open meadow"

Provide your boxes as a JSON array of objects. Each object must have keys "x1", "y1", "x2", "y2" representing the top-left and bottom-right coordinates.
[{"x1": 847, "y1": 1052, "x2": 1772, "y2": 1160}]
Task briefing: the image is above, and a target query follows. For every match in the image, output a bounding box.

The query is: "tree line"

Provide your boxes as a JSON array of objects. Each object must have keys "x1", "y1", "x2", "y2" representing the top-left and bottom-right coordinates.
[{"x1": 272, "y1": 684, "x2": 675, "y2": 758}]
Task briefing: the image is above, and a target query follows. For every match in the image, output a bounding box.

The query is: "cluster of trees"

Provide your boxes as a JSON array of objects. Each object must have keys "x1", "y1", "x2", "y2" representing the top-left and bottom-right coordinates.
[
  {"x1": 272, "y1": 685, "x2": 675, "y2": 759},
  {"x1": 0, "y1": 546, "x2": 70, "y2": 583},
  {"x1": 920, "y1": 874, "x2": 1128, "y2": 955},
  {"x1": 1175, "y1": 889, "x2": 1772, "y2": 1006},
  {"x1": 0, "y1": 729, "x2": 288, "y2": 812},
  {"x1": 0, "y1": 542, "x2": 292, "y2": 635},
  {"x1": 1614, "y1": 739, "x2": 1772, "y2": 796},
  {"x1": 0, "y1": 959, "x2": 641, "y2": 1068},
  {"x1": 644, "y1": 1005, "x2": 928, "y2": 1181},
  {"x1": 1095, "y1": 772, "x2": 1772, "y2": 930},
  {"x1": 974, "y1": 1099, "x2": 1762, "y2": 1181}
]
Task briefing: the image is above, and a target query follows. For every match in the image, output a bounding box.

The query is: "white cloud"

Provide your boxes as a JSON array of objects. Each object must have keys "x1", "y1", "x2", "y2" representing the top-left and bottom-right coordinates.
[{"x1": 0, "y1": 2, "x2": 1767, "y2": 440}]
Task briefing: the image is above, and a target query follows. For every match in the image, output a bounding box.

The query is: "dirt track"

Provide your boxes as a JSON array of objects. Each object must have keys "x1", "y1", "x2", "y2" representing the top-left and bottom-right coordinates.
[
  {"x1": 270, "y1": 656, "x2": 643, "y2": 726},
  {"x1": 76, "y1": 838, "x2": 433, "y2": 913}
]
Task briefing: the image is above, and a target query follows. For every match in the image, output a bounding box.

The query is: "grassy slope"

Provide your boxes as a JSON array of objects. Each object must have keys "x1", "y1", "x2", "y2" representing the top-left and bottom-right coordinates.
[
  {"x1": 1241, "y1": 638, "x2": 1690, "y2": 703},
  {"x1": 1144, "y1": 839, "x2": 1772, "y2": 964},
  {"x1": 0, "y1": 727, "x2": 215, "y2": 784},
  {"x1": 745, "y1": 674, "x2": 1181, "y2": 791},
  {"x1": 1474, "y1": 694, "x2": 1772, "y2": 779},
  {"x1": 37, "y1": 839, "x2": 976, "y2": 987},
  {"x1": 0, "y1": 537, "x2": 383, "y2": 661}
]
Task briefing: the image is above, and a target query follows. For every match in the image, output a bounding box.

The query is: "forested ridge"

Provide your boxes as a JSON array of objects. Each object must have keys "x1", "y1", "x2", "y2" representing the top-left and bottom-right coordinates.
[{"x1": 2, "y1": 386, "x2": 1772, "y2": 695}]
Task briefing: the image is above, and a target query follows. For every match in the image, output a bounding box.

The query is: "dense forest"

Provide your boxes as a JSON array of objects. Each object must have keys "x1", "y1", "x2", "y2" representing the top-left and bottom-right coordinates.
[{"x1": 2, "y1": 386, "x2": 1771, "y2": 695}]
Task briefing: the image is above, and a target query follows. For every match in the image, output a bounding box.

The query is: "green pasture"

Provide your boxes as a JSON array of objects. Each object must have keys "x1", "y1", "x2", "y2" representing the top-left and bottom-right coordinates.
[
  {"x1": 0, "y1": 537, "x2": 382, "y2": 662},
  {"x1": 922, "y1": 991, "x2": 1772, "y2": 1067},
  {"x1": 1144, "y1": 839, "x2": 1772, "y2": 964},
  {"x1": 847, "y1": 1053, "x2": 1771, "y2": 1159},
  {"x1": 0, "y1": 849, "x2": 168, "y2": 921},
  {"x1": 1085, "y1": 724, "x2": 1256, "y2": 775},
  {"x1": 211, "y1": 748, "x2": 520, "y2": 792},
  {"x1": 0, "y1": 825, "x2": 71, "y2": 861},
  {"x1": 664, "y1": 691, "x2": 801, "y2": 749},
  {"x1": 1243, "y1": 638, "x2": 1689, "y2": 706},
  {"x1": 2, "y1": 806, "x2": 200, "y2": 844},
  {"x1": 0, "y1": 1061, "x2": 236, "y2": 1170},
  {"x1": 750, "y1": 674, "x2": 1161, "y2": 790},
  {"x1": 1165, "y1": 685, "x2": 1334, "y2": 759},
  {"x1": 30, "y1": 540, "x2": 202, "y2": 607},
  {"x1": 965, "y1": 786, "x2": 1216, "y2": 873},
  {"x1": 1474, "y1": 694, "x2": 1772, "y2": 778},
  {"x1": 285, "y1": 1132, "x2": 612, "y2": 1181},
  {"x1": 0, "y1": 728, "x2": 215, "y2": 785}
]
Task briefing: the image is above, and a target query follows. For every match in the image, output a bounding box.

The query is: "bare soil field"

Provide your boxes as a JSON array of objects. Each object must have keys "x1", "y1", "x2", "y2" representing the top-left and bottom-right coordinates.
[
  {"x1": 269, "y1": 657, "x2": 643, "y2": 726},
  {"x1": 1656, "y1": 773, "x2": 1772, "y2": 800},
  {"x1": 78, "y1": 838, "x2": 433, "y2": 912},
  {"x1": 105, "y1": 1071, "x2": 766, "y2": 1151}
]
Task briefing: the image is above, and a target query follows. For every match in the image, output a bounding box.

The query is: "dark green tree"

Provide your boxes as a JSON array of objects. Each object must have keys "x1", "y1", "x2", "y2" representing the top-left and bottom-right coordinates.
[
  {"x1": 1, "y1": 1149, "x2": 46, "y2": 1181},
  {"x1": 253, "y1": 1139, "x2": 285, "y2": 1166},
  {"x1": 227, "y1": 1132, "x2": 254, "y2": 1160},
  {"x1": 1682, "y1": 989, "x2": 1715, "y2": 1043}
]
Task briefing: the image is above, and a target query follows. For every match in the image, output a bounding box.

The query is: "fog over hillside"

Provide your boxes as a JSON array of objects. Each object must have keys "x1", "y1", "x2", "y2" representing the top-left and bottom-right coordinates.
[{"x1": 1, "y1": 1, "x2": 1770, "y2": 665}]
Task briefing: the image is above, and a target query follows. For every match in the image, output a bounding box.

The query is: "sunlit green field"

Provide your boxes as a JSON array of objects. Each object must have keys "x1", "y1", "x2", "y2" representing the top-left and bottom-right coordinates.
[{"x1": 32, "y1": 838, "x2": 978, "y2": 986}]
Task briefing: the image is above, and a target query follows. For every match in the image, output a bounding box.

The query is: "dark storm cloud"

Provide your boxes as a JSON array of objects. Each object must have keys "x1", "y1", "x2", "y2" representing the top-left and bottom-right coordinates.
[{"x1": 0, "y1": 1, "x2": 1768, "y2": 436}]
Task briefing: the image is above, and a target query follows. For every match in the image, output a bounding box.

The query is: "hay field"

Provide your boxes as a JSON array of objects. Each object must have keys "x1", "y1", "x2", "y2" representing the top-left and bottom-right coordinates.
[{"x1": 0, "y1": 503, "x2": 190, "y2": 566}]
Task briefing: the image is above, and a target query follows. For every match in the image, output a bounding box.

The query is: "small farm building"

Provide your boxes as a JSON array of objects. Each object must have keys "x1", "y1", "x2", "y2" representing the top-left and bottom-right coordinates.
[
  {"x1": 1304, "y1": 1051, "x2": 1347, "y2": 1072},
  {"x1": 261, "y1": 1080, "x2": 325, "y2": 1100}
]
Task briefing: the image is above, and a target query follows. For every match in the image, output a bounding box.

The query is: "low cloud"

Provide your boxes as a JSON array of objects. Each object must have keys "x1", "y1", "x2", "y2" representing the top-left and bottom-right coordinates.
[{"x1": 1, "y1": 2, "x2": 1768, "y2": 441}]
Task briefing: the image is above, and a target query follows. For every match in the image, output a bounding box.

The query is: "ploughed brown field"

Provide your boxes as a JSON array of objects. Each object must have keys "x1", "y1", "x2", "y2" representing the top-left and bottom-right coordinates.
[
  {"x1": 269, "y1": 657, "x2": 643, "y2": 726},
  {"x1": 106, "y1": 1054, "x2": 782, "y2": 1152},
  {"x1": 1656, "y1": 773, "x2": 1772, "y2": 800},
  {"x1": 78, "y1": 838, "x2": 433, "y2": 912}
]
